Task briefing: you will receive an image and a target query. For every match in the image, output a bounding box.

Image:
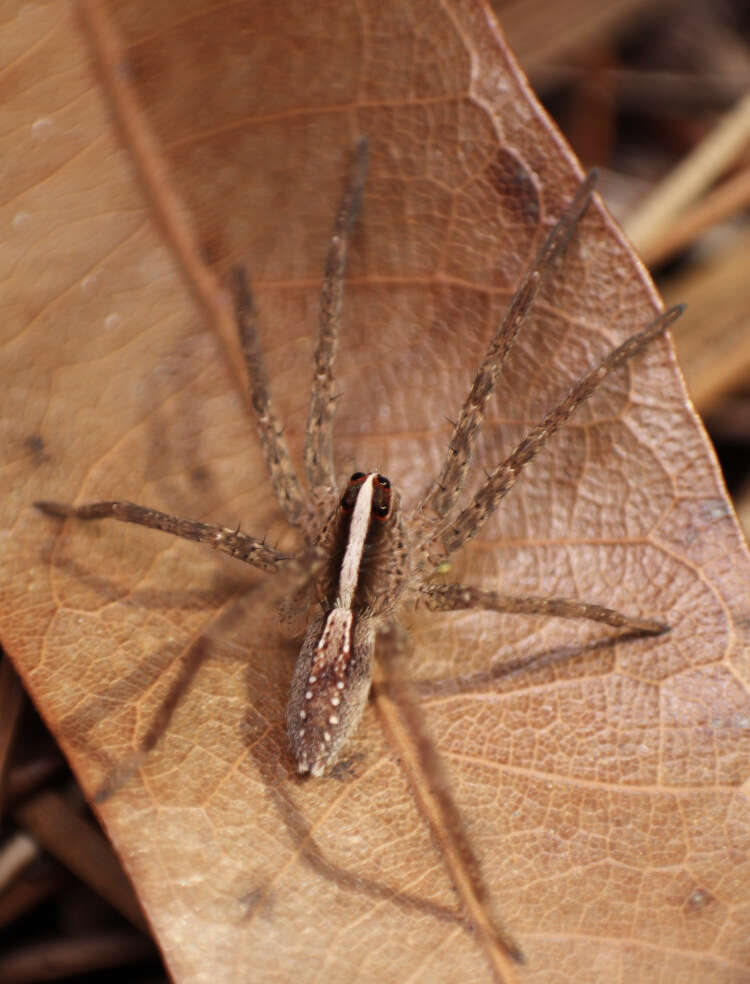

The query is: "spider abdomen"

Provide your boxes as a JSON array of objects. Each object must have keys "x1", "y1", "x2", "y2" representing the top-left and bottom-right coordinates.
[{"x1": 288, "y1": 611, "x2": 374, "y2": 776}]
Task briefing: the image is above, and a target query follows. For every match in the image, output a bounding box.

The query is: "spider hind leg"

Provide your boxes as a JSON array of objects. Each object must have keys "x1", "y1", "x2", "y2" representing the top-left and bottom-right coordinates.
[{"x1": 420, "y1": 583, "x2": 669, "y2": 636}]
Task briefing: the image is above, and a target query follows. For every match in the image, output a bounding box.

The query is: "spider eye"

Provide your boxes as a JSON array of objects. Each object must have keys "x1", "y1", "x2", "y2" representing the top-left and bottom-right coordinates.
[
  {"x1": 371, "y1": 476, "x2": 392, "y2": 522},
  {"x1": 341, "y1": 473, "x2": 367, "y2": 513}
]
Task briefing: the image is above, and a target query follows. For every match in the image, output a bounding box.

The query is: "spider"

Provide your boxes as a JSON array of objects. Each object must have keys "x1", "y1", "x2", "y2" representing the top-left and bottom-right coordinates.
[{"x1": 36, "y1": 138, "x2": 682, "y2": 779}]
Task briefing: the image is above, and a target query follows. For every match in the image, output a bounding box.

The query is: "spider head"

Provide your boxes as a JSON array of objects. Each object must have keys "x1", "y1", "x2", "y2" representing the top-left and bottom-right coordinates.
[{"x1": 341, "y1": 471, "x2": 392, "y2": 522}]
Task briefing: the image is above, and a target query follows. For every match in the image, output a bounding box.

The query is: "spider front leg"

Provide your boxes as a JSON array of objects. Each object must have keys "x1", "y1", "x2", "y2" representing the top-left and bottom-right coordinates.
[
  {"x1": 34, "y1": 499, "x2": 289, "y2": 573},
  {"x1": 418, "y1": 172, "x2": 598, "y2": 527},
  {"x1": 419, "y1": 303, "x2": 684, "y2": 636},
  {"x1": 34, "y1": 266, "x2": 310, "y2": 573},
  {"x1": 234, "y1": 138, "x2": 368, "y2": 529},
  {"x1": 228, "y1": 138, "x2": 367, "y2": 537},
  {"x1": 432, "y1": 303, "x2": 684, "y2": 556},
  {"x1": 35, "y1": 144, "x2": 369, "y2": 596},
  {"x1": 304, "y1": 136, "x2": 369, "y2": 499},
  {"x1": 231, "y1": 266, "x2": 311, "y2": 532}
]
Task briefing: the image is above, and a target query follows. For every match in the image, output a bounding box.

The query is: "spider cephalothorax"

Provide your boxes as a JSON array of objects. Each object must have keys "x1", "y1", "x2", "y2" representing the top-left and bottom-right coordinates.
[{"x1": 36, "y1": 138, "x2": 681, "y2": 780}]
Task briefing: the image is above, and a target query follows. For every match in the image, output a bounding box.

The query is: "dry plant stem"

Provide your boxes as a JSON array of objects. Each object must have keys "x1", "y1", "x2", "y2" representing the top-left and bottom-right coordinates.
[
  {"x1": 530, "y1": 66, "x2": 750, "y2": 113},
  {"x1": 500, "y1": 0, "x2": 655, "y2": 66},
  {"x1": 432, "y1": 304, "x2": 685, "y2": 556},
  {"x1": 0, "y1": 654, "x2": 24, "y2": 798},
  {"x1": 0, "y1": 931, "x2": 157, "y2": 981},
  {"x1": 0, "y1": 831, "x2": 39, "y2": 892},
  {"x1": 664, "y1": 227, "x2": 750, "y2": 413},
  {"x1": 639, "y1": 164, "x2": 750, "y2": 267},
  {"x1": 735, "y1": 481, "x2": 750, "y2": 542},
  {"x1": 624, "y1": 90, "x2": 750, "y2": 255},
  {"x1": 0, "y1": 866, "x2": 66, "y2": 929},
  {"x1": 422, "y1": 171, "x2": 597, "y2": 520},
  {"x1": 7, "y1": 756, "x2": 66, "y2": 803},
  {"x1": 13, "y1": 787, "x2": 146, "y2": 930}
]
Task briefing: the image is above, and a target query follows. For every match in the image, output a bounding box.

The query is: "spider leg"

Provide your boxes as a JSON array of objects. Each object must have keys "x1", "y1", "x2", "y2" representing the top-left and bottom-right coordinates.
[
  {"x1": 35, "y1": 500, "x2": 289, "y2": 573},
  {"x1": 418, "y1": 172, "x2": 597, "y2": 524},
  {"x1": 419, "y1": 583, "x2": 668, "y2": 635},
  {"x1": 429, "y1": 303, "x2": 684, "y2": 557},
  {"x1": 305, "y1": 137, "x2": 369, "y2": 498},
  {"x1": 231, "y1": 267, "x2": 311, "y2": 531}
]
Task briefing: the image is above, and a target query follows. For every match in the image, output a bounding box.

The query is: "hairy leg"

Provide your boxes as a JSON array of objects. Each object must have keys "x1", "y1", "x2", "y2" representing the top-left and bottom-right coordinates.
[
  {"x1": 429, "y1": 304, "x2": 684, "y2": 557},
  {"x1": 418, "y1": 172, "x2": 597, "y2": 524},
  {"x1": 305, "y1": 137, "x2": 369, "y2": 499},
  {"x1": 419, "y1": 583, "x2": 668, "y2": 635},
  {"x1": 35, "y1": 499, "x2": 289, "y2": 573},
  {"x1": 231, "y1": 267, "x2": 311, "y2": 531}
]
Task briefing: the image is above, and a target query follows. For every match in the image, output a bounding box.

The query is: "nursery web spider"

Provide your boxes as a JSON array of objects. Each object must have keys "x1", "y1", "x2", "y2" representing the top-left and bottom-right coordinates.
[{"x1": 37, "y1": 138, "x2": 682, "y2": 778}]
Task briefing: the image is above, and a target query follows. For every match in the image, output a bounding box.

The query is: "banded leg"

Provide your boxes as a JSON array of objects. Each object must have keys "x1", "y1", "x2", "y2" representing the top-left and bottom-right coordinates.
[
  {"x1": 231, "y1": 267, "x2": 309, "y2": 530},
  {"x1": 305, "y1": 137, "x2": 369, "y2": 496},
  {"x1": 432, "y1": 304, "x2": 684, "y2": 557},
  {"x1": 419, "y1": 172, "x2": 598, "y2": 523},
  {"x1": 35, "y1": 500, "x2": 289, "y2": 573},
  {"x1": 420, "y1": 583, "x2": 668, "y2": 635}
]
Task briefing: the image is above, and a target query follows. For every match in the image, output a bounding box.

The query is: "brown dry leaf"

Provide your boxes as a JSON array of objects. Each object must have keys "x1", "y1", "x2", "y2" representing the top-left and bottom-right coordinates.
[{"x1": 3, "y1": 1, "x2": 750, "y2": 981}]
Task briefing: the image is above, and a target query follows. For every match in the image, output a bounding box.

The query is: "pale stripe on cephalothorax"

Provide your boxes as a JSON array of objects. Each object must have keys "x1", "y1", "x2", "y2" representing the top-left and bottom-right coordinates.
[
  {"x1": 309, "y1": 472, "x2": 376, "y2": 681},
  {"x1": 336, "y1": 472, "x2": 376, "y2": 609}
]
